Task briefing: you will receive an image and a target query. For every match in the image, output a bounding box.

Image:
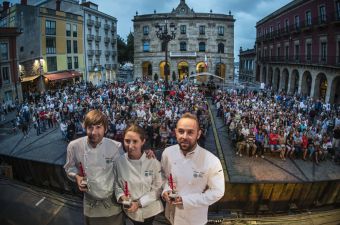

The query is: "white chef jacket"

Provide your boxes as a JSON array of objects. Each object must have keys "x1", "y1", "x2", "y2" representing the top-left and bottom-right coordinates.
[
  {"x1": 64, "y1": 137, "x2": 124, "y2": 217},
  {"x1": 114, "y1": 153, "x2": 164, "y2": 222},
  {"x1": 161, "y1": 144, "x2": 225, "y2": 225}
]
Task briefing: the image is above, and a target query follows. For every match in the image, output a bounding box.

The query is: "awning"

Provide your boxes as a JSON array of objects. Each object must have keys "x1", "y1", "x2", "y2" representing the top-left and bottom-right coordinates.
[
  {"x1": 44, "y1": 71, "x2": 82, "y2": 81},
  {"x1": 21, "y1": 75, "x2": 39, "y2": 82}
]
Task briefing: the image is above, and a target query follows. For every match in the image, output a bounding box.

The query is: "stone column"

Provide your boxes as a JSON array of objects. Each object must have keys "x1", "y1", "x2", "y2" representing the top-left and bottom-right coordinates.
[{"x1": 309, "y1": 71, "x2": 317, "y2": 99}]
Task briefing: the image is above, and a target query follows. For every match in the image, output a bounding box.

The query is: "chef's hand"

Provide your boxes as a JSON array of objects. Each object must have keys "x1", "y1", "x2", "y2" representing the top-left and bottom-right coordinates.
[
  {"x1": 75, "y1": 174, "x2": 87, "y2": 192},
  {"x1": 145, "y1": 149, "x2": 155, "y2": 159}
]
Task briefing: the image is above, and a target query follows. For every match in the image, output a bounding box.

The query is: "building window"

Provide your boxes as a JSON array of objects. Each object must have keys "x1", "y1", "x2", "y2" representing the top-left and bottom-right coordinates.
[
  {"x1": 46, "y1": 37, "x2": 56, "y2": 54},
  {"x1": 319, "y1": 5, "x2": 326, "y2": 23},
  {"x1": 337, "y1": 1, "x2": 340, "y2": 20},
  {"x1": 306, "y1": 43, "x2": 312, "y2": 61},
  {"x1": 199, "y1": 25, "x2": 205, "y2": 35},
  {"x1": 66, "y1": 23, "x2": 71, "y2": 36},
  {"x1": 67, "y1": 57, "x2": 72, "y2": 69},
  {"x1": 277, "y1": 47, "x2": 281, "y2": 58},
  {"x1": 270, "y1": 26, "x2": 273, "y2": 35},
  {"x1": 180, "y1": 41, "x2": 187, "y2": 51},
  {"x1": 295, "y1": 44, "x2": 300, "y2": 61},
  {"x1": 143, "y1": 41, "x2": 150, "y2": 52},
  {"x1": 218, "y1": 26, "x2": 224, "y2": 36},
  {"x1": 47, "y1": 56, "x2": 57, "y2": 72},
  {"x1": 294, "y1": 15, "x2": 300, "y2": 29},
  {"x1": 277, "y1": 23, "x2": 281, "y2": 34},
  {"x1": 73, "y1": 24, "x2": 77, "y2": 37},
  {"x1": 180, "y1": 25, "x2": 186, "y2": 34},
  {"x1": 74, "y1": 56, "x2": 79, "y2": 69},
  {"x1": 1, "y1": 67, "x2": 10, "y2": 84},
  {"x1": 321, "y1": 42, "x2": 327, "y2": 62},
  {"x1": 143, "y1": 26, "x2": 149, "y2": 35},
  {"x1": 285, "y1": 46, "x2": 289, "y2": 60},
  {"x1": 306, "y1": 11, "x2": 312, "y2": 25},
  {"x1": 73, "y1": 40, "x2": 78, "y2": 53},
  {"x1": 67, "y1": 40, "x2": 72, "y2": 54},
  {"x1": 285, "y1": 19, "x2": 289, "y2": 32},
  {"x1": 0, "y1": 42, "x2": 8, "y2": 61},
  {"x1": 199, "y1": 42, "x2": 206, "y2": 52},
  {"x1": 337, "y1": 40, "x2": 340, "y2": 63},
  {"x1": 218, "y1": 43, "x2": 224, "y2": 53},
  {"x1": 46, "y1": 20, "x2": 56, "y2": 35}
]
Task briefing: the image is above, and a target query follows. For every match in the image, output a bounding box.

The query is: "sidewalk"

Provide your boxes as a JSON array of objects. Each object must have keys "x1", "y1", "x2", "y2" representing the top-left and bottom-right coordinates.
[{"x1": 0, "y1": 111, "x2": 17, "y2": 126}]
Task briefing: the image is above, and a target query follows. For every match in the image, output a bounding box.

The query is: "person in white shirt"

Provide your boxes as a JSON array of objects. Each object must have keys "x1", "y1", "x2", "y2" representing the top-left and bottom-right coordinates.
[
  {"x1": 161, "y1": 113, "x2": 225, "y2": 225},
  {"x1": 114, "y1": 124, "x2": 163, "y2": 225},
  {"x1": 64, "y1": 110, "x2": 124, "y2": 225}
]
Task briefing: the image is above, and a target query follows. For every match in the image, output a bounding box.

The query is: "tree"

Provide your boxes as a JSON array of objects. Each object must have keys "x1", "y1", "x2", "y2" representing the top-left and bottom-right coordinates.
[
  {"x1": 126, "y1": 32, "x2": 134, "y2": 63},
  {"x1": 117, "y1": 35, "x2": 127, "y2": 64}
]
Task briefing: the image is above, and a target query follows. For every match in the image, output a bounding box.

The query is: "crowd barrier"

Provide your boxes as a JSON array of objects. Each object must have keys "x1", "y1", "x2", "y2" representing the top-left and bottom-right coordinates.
[{"x1": 1, "y1": 154, "x2": 339, "y2": 214}]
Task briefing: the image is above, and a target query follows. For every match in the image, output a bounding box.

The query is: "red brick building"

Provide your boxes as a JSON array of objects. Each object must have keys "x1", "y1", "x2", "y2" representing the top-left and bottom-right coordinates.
[
  {"x1": 255, "y1": 0, "x2": 340, "y2": 104},
  {"x1": 0, "y1": 27, "x2": 22, "y2": 104}
]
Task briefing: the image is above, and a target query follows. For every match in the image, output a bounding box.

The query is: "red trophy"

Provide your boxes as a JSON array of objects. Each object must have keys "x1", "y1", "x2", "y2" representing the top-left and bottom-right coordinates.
[
  {"x1": 168, "y1": 173, "x2": 178, "y2": 201},
  {"x1": 122, "y1": 181, "x2": 132, "y2": 208},
  {"x1": 78, "y1": 162, "x2": 88, "y2": 188}
]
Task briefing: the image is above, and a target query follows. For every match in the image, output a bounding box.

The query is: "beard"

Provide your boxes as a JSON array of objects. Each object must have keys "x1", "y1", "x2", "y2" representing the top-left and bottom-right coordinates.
[
  {"x1": 88, "y1": 134, "x2": 103, "y2": 147},
  {"x1": 178, "y1": 140, "x2": 197, "y2": 153}
]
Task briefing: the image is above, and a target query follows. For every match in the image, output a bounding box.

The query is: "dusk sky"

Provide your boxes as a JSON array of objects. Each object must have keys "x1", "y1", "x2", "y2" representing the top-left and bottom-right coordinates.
[{"x1": 7, "y1": 0, "x2": 292, "y2": 61}]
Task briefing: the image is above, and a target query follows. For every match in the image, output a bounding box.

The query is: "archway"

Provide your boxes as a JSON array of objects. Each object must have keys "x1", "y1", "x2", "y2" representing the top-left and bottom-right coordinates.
[
  {"x1": 329, "y1": 76, "x2": 340, "y2": 104},
  {"x1": 273, "y1": 68, "x2": 280, "y2": 92},
  {"x1": 178, "y1": 61, "x2": 189, "y2": 81},
  {"x1": 196, "y1": 62, "x2": 207, "y2": 82},
  {"x1": 142, "y1": 61, "x2": 152, "y2": 80},
  {"x1": 314, "y1": 73, "x2": 328, "y2": 101},
  {"x1": 282, "y1": 68, "x2": 289, "y2": 93},
  {"x1": 262, "y1": 66, "x2": 267, "y2": 84},
  {"x1": 215, "y1": 63, "x2": 226, "y2": 80},
  {"x1": 268, "y1": 67, "x2": 273, "y2": 88},
  {"x1": 159, "y1": 61, "x2": 170, "y2": 80},
  {"x1": 290, "y1": 69, "x2": 299, "y2": 94},
  {"x1": 301, "y1": 71, "x2": 312, "y2": 97}
]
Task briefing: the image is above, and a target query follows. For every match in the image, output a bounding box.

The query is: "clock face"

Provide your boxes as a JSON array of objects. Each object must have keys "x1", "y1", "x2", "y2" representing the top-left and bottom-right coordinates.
[{"x1": 181, "y1": 8, "x2": 185, "y2": 13}]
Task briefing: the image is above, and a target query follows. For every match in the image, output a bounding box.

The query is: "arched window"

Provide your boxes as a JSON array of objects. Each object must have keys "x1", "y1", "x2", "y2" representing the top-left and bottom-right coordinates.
[
  {"x1": 143, "y1": 41, "x2": 150, "y2": 52},
  {"x1": 218, "y1": 43, "x2": 224, "y2": 53},
  {"x1": 199, "y1": 42, "x2": 206, "y2": 52},
  {"x1": 180, "y1": 42, "x2": 187, "y2": 51}
]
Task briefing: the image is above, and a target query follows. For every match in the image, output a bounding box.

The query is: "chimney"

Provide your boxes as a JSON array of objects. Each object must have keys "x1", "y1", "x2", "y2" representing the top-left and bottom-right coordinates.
[
  {"x1": 3, "y1": 1, "x2": 10, "y2": 11},
  {"x1": 21, "y1": 0, "x2": 27, "y2": 5},
  {"x1": 56, "y1": 0, "x2": 61, "y2": 11}
]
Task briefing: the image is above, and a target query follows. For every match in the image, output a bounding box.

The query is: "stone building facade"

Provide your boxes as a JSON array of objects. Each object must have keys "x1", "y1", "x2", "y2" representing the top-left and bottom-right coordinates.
[
  {"x1": 239, "y1": 47, "x2": 256, "y2": 83},
  {"x1": 133, "y1": 0, "x2": 235, "y2": 83},
  {"x1": 256, "y1": 0, "x2": 340, "y2": 104}
]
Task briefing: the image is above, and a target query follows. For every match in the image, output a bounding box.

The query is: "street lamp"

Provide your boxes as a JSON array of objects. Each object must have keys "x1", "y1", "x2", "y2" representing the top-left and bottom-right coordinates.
[{"x1": 155, "y1": 17, "x2": 176, "y2": 98}]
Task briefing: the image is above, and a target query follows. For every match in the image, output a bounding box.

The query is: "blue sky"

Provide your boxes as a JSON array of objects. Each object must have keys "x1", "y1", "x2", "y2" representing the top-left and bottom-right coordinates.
[{"x1": 6, "y1": 0, "x2": 292, "y2": 61}]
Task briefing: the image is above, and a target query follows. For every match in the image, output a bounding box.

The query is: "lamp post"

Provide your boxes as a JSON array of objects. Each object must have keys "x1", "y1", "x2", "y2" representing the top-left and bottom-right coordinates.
[
  {"x1": 38, "y1": 58, "x2": 45, "y2": 93},
  {"x1": 155, "y1": 17, "x2": 176, "y2": 98}
]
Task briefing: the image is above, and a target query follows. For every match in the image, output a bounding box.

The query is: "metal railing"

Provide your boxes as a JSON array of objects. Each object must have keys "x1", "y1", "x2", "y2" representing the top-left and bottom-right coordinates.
[
  {"x1": 258, "y1": 55, "x2": 340, "y2": 67},
  {"x1": 94, "y1": 21, "x2": 101, "y2": 28},
  {"x1": 87, "y1": 19, "x2": 94, "y2": 26},
  {"x1": 87, "y1": 34, "x2": 94, "y2": 41}
]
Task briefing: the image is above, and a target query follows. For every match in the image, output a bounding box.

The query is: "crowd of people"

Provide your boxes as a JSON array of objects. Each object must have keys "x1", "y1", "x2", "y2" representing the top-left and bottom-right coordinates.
[
  {"x1": 12, "y1": 79, "x2": 211, "y2": 150},
  {"x1": 214, "y1": 89, "x2": 340, "y2": 164}
]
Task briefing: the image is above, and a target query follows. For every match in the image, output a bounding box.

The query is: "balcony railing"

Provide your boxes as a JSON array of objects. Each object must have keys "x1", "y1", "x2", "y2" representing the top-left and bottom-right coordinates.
[
  {"x1": 87, "y1": 19, "x2": 94, "y2": 26},
  {"x1": 87, "y1": 34, "x2": 94, "y2": 41},
  {"x1": 87, "y1": 50, "x2": 94, "y2": 56},
  {"x1": 104, "y1": 37, "x2": 110, "y2": 43},
  {"x1": 111, "y1": 38, "x2": 116, "y2": 44},
  {"x1": 95, "y1": 50, "x2": 102, "y2": 56},
  {"x1": 95, "y1": 21, "x2": 101, "y2": 28},
  {"x1": 111, "y1": 51, "x2": 117, "y2": 57},
  {"x1": 170, "y1": 51, "x2": 197, "y2": 57},
  {"x1": 95, "y1": 35, "x2": 101, "y2": 42},
  {"x1": 105, "y1": 51, "x2": 111, "y2": 56},
  {"x1": 104, "y1": 24, "x2": 110, "y2": 30},
  {"x1": 258, "y1": 55, "x2": 339, "y2": 67}
]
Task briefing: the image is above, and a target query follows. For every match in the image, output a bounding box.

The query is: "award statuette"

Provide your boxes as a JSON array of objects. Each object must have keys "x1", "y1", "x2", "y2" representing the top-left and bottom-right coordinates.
[
  {"x1": 78, "y1": 162, "x2": 88, "y2": 189},
  {"x1": 168, "y1": 173, "x2": 179, "y2": 201},
  {"x1": 122, "y1": 181, "x2": 132, "y2": 208}
]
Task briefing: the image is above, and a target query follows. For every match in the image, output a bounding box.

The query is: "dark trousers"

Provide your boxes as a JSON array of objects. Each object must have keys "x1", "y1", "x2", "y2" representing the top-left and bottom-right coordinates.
[{"x1": 130, "y1": 216, "x2": 155, "y2": 225}]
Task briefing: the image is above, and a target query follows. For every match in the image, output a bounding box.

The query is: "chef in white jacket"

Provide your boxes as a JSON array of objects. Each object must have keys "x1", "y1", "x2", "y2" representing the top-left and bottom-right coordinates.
[
  {"x1": 161, "y1": 112, "x2": 225, "y2": 225},
  {"x1": 115, "y1": 124, "x2": 164, "y2": 225}
]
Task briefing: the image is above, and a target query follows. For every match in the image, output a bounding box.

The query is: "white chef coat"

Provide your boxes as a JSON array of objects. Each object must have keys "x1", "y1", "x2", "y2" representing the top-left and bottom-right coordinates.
[
  {"x1": 114, "y1": 153, "x2": 164, "y2": 222},
  {"x1": 64, "y1": 137, "x2": 124, "y2": 217},
  {"x1": 161, "y1": 144, "x2": 225, "y2": 225}
]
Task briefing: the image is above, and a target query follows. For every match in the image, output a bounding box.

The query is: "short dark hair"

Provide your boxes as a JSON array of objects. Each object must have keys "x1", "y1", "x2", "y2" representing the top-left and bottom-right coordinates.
[{"x1": 83, "y1": 110, "x2": 108, "y2": 131}]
